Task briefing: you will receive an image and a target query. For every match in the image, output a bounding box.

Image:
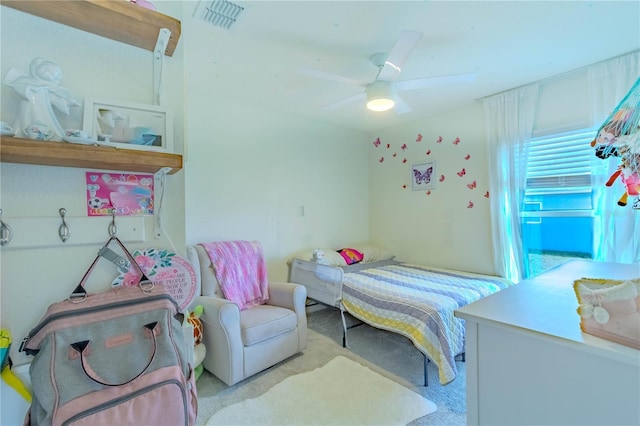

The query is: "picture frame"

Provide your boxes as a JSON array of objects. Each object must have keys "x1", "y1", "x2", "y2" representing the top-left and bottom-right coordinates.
[
  {"x1": 411, "y1": 161, "x2": 436, "y2": 190},
  {"x1": 82, "y1": 97, "x2": 173, "y2": 153}
]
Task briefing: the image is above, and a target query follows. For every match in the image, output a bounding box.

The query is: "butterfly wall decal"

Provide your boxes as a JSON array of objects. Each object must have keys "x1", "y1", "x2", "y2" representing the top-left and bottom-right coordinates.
[
  {"x1": 436, "y1": 136, "x2": 443, "y2": 143},
  {"x1": 464, "y1": 154, "x2": 471, "y2": 160},
  {"x1": 413, "y1": 166, "x2": 433, "y2": 185},
  {"x1": 426, "y1": 149, "x2": 431, "y2": 156},
  {"x1": 373, "y1": 138, "x2": 381, "y2": 147},
  {"x1": 416, "y1": 133, "x2": 423, "y2": 142},
  {"x1": 467, "y1": 180, "x2": 477, "y2": 189},
  {"x1": 457, "y1": 168, "x2": 466, "y2": 177},
  {"x1": 452, "y1": 137, "x2": 460, "y2": 145},
  {"x1": 401, "y1": 143, "x2": 407, "y2": 151}
]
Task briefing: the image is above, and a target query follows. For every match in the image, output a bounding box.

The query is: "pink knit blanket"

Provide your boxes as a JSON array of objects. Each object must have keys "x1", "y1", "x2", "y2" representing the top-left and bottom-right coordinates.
[{"x1": 199, "y1": 241, "x2": 269, "y2": 310}]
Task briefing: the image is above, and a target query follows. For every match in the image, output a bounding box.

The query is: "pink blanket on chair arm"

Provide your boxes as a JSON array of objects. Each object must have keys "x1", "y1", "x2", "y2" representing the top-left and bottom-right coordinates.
[{"x1": 199, "y1": 241, "x2": 269, "y2": 310}]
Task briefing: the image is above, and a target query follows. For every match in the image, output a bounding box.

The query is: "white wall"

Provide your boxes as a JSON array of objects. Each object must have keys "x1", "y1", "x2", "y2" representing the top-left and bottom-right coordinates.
[
  {"x1": 368, "y1": 67, "x2": 599, "y2": 275},
  {"x1": 182, "y1": 13, "x2": 371, "y2": 281},
  {"x1": 368, "y1": 102, "x2": 496, "y2": 274},
  {"x1": 0, "y1": 2, "x2": 185, "y2": 366}
]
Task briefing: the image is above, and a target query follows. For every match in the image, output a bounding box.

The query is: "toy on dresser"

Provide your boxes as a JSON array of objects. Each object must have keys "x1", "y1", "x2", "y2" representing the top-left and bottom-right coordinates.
[
  {"x1": 574, "y1": 277, "x2": 640, "y2": 349},
  {"x1": 184, "y1": 305, "x2": 207, "y2": 380}
]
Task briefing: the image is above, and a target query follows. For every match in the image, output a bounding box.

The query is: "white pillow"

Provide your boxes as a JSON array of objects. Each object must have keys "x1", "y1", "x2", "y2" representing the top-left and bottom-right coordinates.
[
  {"x1": 288, "y1": 248, "x2": 346, "y2": 266},
  {"x1": 358, "y1": 244, "x2": 395, "y2": 263},
  {"x1": 287, "y1": 244, "x2": 395, "y2": 266}
]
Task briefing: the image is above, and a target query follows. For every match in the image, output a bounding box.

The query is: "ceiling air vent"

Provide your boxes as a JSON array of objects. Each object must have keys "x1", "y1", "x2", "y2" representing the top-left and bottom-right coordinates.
[{"x1": 194, "y1": 0, "x2": 244, "y2": 30}]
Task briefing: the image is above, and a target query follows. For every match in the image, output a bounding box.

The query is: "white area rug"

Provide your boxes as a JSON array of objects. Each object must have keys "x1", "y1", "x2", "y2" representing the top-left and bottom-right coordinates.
[{"x1": 205, "y1": 355, "x2": 437, "y2": 425}]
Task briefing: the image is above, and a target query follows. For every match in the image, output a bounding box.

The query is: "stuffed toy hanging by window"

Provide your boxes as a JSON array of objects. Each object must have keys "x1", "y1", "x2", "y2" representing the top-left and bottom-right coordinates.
[{"x1": 591, "y1": 77, "x2": 640, "y2": 209}]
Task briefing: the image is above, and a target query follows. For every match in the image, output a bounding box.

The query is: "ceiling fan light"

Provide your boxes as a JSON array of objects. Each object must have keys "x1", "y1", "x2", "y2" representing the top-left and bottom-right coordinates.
[{"x1": 366, "y1": 81, "x2": 395, "y2": 112}]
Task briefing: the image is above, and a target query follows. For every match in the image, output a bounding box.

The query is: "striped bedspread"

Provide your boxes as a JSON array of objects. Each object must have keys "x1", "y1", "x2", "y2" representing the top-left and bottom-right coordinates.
[{"x1": 341, "y1": 262, "x2": 513, "y2": 385}]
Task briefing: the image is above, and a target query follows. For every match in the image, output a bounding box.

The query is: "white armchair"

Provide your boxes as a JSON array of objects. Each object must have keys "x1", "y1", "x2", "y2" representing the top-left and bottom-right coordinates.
[{"x1": 187, "y1": 244, "x2": 307, "y2": 386}]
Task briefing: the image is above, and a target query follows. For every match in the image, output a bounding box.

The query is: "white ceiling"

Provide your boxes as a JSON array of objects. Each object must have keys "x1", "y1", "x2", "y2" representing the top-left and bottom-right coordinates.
[{"x1": 185, "y1": 1, "x2": 640, "y2": 133}]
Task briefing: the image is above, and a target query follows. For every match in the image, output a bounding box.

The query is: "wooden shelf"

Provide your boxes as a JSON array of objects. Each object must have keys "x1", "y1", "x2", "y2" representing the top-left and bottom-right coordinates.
[
  {"x1": 0, "y1": 137, "x2": 182, "y2": 174},
  {"x1": 1, "y1": 0, "x2": 181, "y2": 56}
]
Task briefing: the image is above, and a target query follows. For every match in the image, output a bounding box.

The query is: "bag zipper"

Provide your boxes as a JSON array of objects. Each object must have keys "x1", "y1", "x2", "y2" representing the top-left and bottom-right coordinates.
[{"x1": 20, "y1": 293, "x2": 178, "y2": 354}]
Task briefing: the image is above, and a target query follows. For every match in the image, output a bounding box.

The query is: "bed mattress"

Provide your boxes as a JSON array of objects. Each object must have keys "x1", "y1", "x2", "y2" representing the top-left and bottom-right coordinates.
[{"x1": 340, "y1": 261, "x2": 513, "y2": 385}]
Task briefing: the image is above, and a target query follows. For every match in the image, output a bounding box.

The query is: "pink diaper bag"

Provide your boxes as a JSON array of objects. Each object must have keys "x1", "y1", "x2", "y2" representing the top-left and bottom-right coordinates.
[{"x1": 20, "y1": 237, "x2": 197, "y2": 425}]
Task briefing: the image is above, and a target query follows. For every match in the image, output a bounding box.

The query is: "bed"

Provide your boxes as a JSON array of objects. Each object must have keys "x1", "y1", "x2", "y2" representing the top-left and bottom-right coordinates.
[{"x1": 288, "y1": 245, "x2": 514, "y2": 385}]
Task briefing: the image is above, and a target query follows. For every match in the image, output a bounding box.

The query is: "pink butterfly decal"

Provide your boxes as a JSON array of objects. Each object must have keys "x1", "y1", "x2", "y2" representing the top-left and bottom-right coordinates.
[
  {"x1": 401, "y1": 143, "x2": 407, "y2": 151},
  {"x1": 457, "y1": 168, "x2": 466, "y2": 177},
  {"x1": 439, "y1": 175, "x2": 445, "y2": 182},
  {"x1": 426, "y1": 190, "x2": 431, "y2": 195},
  {"x1": 379, "y1": 157, "x2": 384, "y2": 163},
  {"x1": 416, "y1": 133, "x2": 423, "y2": 142},
  {"x1": 464, "y1": 154, "x2": 471, "y2": 160},
  {"x1": 402, "y1": 158, "x2": 407, "y2": 163},
  {"x1": 426, "y1": 149, "x2": 431, "y2": 156},
  {"x1": 413, "y1": 167, "x2": 433, "y2": 185},
  {"x1": 436, "y1": 136, "x2": 443, "y2": 143},
  {"x1": 484, "y1": 191, "x2": 490, "y2": 198},
  {"x1": 373, "y1": 138, "x2": 381, "y2": 147},
  {"x1": 393, "y1": 152, "x2": 397, "y2": 157},
  {"x1": 467, "y1": 180, "x2": 477, "y2": 189},
  {"x1": 467, "y1": 201, "x2": 474, "y2": 208},
  {"x1": 386, "y1": 143, "x2": 391, "y2": 149},
  {"x1": 452, "y1": 137, "x2": 460, "y2": 145}
]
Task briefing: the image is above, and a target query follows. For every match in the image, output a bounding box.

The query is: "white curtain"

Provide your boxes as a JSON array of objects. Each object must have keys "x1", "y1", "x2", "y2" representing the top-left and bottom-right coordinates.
[
  {"x1": 483, "y1": 84, "x2": 539, "y2": 282},
  {"x1": 589, "y1": 51, "x2": 640, "y2": 264}
]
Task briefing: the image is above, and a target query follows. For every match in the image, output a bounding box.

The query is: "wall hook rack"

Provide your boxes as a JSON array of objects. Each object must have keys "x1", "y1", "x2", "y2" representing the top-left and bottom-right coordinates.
[
  {"x1": 58, "y1": 208, "x2": 70, "y2": 242},
  {"x1": 0, "y1": 209, "x2": 14, "y2": 247}
]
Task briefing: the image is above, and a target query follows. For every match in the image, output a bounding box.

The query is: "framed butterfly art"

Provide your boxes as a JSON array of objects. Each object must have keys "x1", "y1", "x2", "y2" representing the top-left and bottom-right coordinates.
[{"x1": 411, "y1": 161, "x2": 436, "y2": 190}]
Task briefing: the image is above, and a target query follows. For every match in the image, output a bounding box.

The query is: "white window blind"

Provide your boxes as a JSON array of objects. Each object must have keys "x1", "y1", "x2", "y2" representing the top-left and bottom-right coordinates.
[{"x1": 525, "y1": 129, "x2": 596, "y2": 190}]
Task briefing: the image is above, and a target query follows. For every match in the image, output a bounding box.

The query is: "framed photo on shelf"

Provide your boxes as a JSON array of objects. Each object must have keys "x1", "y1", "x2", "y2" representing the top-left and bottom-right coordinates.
[
  {"x1": 83, "y1": 97, "x2": 173, "y2": 153},
  {"x1": 411, "y1": 161, "x2": 436, "y2": 190}
]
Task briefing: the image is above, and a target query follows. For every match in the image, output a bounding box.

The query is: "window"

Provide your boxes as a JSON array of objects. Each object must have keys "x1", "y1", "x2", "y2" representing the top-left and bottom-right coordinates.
[{"x1": 521, "y1": 128, "x2": 598, "y2": 277}]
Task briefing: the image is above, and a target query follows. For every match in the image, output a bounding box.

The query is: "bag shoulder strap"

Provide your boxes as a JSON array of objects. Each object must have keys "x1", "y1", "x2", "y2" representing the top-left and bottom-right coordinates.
[{"x1": 70, "y1": 236, "x2": 151, "y2": 300}]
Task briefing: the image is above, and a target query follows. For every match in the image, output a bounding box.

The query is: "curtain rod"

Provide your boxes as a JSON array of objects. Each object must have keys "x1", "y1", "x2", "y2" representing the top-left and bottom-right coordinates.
[{"x1": 477, "y1": 49, "x2": 640, "y2": 101}]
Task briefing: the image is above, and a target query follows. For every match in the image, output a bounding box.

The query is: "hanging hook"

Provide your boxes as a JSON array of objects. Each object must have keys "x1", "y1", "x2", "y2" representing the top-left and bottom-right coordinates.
[
  {"x1": 58, "y1": 208, "x2": 70, "y2": 243},
  {"x1": 108, "y1": 209, "x2": 118, "y2": 237},
  {"x1": 0, "y1": 209, "x2": 13, "y2": 247}
]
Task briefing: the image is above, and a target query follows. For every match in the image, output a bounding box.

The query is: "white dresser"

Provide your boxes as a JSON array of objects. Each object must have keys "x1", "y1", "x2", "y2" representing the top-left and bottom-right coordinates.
[{"x1": 455, "y1": 260, "x2": 640, "y2": 426}]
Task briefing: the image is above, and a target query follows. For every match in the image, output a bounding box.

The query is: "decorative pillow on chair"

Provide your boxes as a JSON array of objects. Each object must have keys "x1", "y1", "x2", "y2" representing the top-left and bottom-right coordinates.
[{"x1": 337, "y1": 248, "x2": 364, "y2": 265}]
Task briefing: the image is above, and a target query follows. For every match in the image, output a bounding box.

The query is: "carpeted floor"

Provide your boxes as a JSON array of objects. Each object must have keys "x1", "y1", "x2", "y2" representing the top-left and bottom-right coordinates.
[{"x1": 195, "y1": 305, "x2": 466, "y2": 425}]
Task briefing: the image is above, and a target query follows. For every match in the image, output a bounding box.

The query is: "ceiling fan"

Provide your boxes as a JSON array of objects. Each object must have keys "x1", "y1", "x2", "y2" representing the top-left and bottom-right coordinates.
[{"x1": 298, "y1": 30, "x2": 477, "y2": 113}]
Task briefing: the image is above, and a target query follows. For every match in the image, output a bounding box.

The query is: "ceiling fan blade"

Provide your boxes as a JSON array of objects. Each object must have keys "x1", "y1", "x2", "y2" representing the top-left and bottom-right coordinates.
[
  {"x1": 394, "y1": 72, "x2": 477, "y2": 92},
  {"x1": 393, "y1": 95, "x2": 412, "y2": 114},
  {"x1": 298, "y1": 66, "x2": 365, "y2": 87},
  {"x1": 322, "y1": 92, "x2": 366, "y2": 110},
  {"x1": 377, "y1": 30, "x2": 423, "y2": 82}
]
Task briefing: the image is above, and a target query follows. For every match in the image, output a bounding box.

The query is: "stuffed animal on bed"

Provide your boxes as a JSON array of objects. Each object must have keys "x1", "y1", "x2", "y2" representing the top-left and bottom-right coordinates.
[{"x1": 311, "y1": 249, "x2": 329, "y2": 265}]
